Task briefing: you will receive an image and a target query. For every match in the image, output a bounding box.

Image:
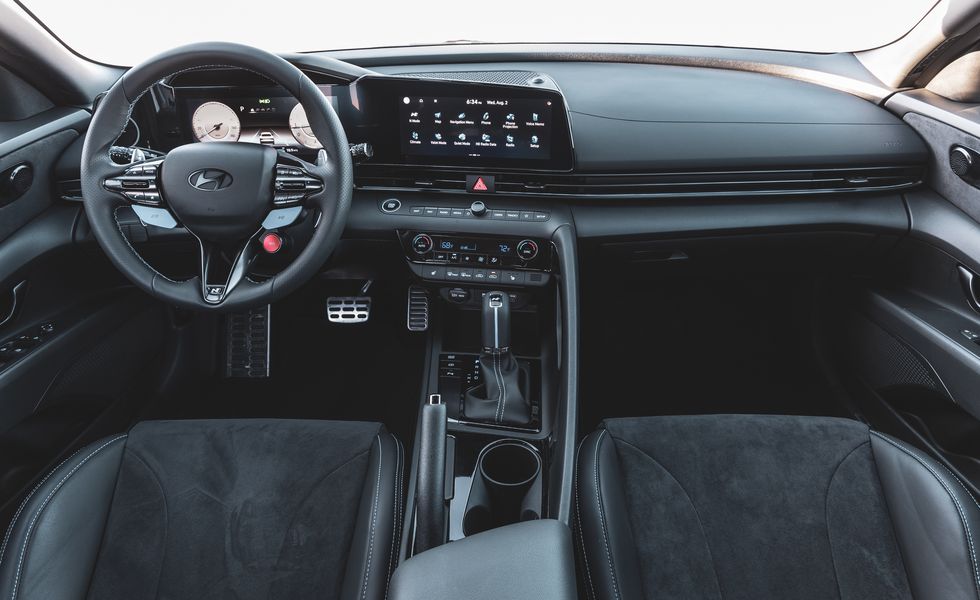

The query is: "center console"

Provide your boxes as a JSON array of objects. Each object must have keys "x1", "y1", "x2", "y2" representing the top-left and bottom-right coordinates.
[{"x1": 392, "y1": 194, "x2": 570, "y2": 558}]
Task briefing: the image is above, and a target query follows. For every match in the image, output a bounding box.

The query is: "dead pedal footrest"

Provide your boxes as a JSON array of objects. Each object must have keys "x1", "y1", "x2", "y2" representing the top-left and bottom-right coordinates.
[
  {"x1": 327, "y1": 297, "x2": 371, "y2": 324},
  {"x1": 224, "y1": 304, "x2": 271, "y2": 378},
  {"x1": 407, "y1": 286, "x2": 429, "y2": 332}
]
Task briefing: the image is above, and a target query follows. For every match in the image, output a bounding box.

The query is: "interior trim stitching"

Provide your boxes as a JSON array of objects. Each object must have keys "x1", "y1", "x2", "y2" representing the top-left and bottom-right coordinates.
[
  {"x1": 871, "y1": 432, "x2": 980, "y2": 600},
  {"x1": 614, "y1": 437, "x2": 724, "y2": 600},
  {"x1": 384, "y1": 436, "x2": 402, "y2": 597},
  {"x1": 574, "y1": 437, "x2": 598, "y2": 600},
  {"x1": 113, "y1": 205, "x2": 179, "y2": 284},
  {"x1": 0, "y1": 442, "x2": 94, "y2": 571},
  {"x1": 8, "y1": 434, "x2": 128, "y2": 600},
  {"x1": 594, "y1": 431, "x2": 622, "y2": 600},
  {"x1": 359, "y1": 434, "x2": 383, "y2": 600},
  {"x1": 823, "y1": 441, "x2": 871, "y2": 600},
  {"x1": 125, "y1": 450, "x2": 171, "y2": 600},
  {"x1": 936, "y1": 462, "x2": 980, "y2": 515}
]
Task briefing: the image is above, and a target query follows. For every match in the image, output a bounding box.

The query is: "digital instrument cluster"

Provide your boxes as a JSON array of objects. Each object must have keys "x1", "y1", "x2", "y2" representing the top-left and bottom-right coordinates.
[{"x1": 184, "y1": 92, "x2": 336, "y2": 151}]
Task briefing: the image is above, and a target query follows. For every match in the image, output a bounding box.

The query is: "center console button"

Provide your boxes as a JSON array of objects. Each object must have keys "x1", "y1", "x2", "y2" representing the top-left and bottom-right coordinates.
[
  {"x1": 520, "y1": 211, "x2": 535, "y2": 221},
  {"x1": 503, "y1": 271, "x2": 525, "y2": 285},
  {"x1": 448, "y1": 252, "x2": 461, "y2": 263},
  {"x1": 381, "y1": 199, "x2": 401, "y2": 213},
  {"x1": 422, "y1": 265, "x2": 445, "y2": 280},
  {"x1": 449, "y1": 288, "x2": 470, "y2": 302},
  {"x1": 459, "y1": 268, "x2": 475, "y2": 280},
  {"x1": 446, "y1": 267, "x2": 462, "y2": 280},
  {"x1": 412, "y1": 233, "x2": 433, "y2": 254},
  {"x1": 470, "y1": 200, "x2": 487, "y2": 216}
]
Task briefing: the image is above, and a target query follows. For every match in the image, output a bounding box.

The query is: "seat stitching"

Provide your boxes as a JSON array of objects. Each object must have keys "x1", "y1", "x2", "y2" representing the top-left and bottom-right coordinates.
[
  {"x1": 125, "y1": 450, "x2": 171, "y2": 600},
  {"x1": 614, "y1": 437, "x2": 724, "y2": 600},
  {"x1": 823, "y1": 441, "x2": 870, "y2": 600},
  {"x1": 360, "y1": 434, "x2": 383, "y2": 600},
  {"x1": 936, "y1": 461, "x2": 980, "y2": 515},
  {"x1": 0, "y1": 442, "x2": 93, "y2": 570},
  {"x1": 594, "y1": 431, "x2": 622, "y2": 600},
  {"x1": 871, "y1": 432, "x2": 980, "y2": 600},
  {"x1": 384, "y1": 436, "x2": 402, "y2": 598},
  {"x1": 9, "y1": 434, "x2": 128, "y2": 600},
  {"x1": 574, "y1": 438, "x2": 598, "y2": 600}
]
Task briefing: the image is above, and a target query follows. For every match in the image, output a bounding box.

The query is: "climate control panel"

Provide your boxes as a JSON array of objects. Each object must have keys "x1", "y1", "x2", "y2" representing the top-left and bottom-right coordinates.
[{"x1": 399, "y1": 231, "x2": 552, "y2": 287}]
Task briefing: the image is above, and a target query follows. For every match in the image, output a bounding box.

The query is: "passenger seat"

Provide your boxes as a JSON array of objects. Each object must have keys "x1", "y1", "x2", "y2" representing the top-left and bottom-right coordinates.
[{"x1": 576, "y1": 414, "x2": 980, "y2": 600}]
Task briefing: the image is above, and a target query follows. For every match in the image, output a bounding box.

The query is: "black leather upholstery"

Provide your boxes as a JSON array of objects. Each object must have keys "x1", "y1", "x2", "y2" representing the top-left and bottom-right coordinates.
[
  {"x1": 576, "y1": 415, "x2": 980, "y2": 600},
  {"x1": 0, "y1": 419, "x2": 403, "y2": 600}
]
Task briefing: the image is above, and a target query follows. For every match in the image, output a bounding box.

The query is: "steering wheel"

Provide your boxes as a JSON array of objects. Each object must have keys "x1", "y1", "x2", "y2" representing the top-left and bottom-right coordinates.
[{"x1": 80, "y1": 42, "x2": 353, "y2": 311}]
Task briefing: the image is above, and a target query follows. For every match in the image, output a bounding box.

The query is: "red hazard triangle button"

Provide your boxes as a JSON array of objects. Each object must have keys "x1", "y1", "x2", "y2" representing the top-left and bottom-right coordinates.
[{"x1": 466, "y1": 174, "x2": 495, "y2": 193}]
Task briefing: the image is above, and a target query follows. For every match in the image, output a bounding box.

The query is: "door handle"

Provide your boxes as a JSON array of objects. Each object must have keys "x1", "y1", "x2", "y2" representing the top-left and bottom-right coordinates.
[
  {"x1": 0, "y1": 280, "x2": 27, "y2": 329},
  {"x1": 958, "y1": 266, "x2": 980, "y2": 312}
]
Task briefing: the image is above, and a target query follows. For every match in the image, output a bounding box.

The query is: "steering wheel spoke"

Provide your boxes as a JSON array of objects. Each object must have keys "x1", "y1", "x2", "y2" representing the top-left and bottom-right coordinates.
[
  {"x1": 273, "y1": 152, "x2": 324, "y2": 208},
  {"x1": 103, "y1": 157, "x2": 167, "y2": 207},
  {"x1": 197, "y1": 233, "x2": 262, "y2": 305}
]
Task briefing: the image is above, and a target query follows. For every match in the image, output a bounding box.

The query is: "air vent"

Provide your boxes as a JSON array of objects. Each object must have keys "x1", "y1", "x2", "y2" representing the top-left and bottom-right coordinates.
[
  {"x1": 58, "y1": 179, "x2": 82, "y2": 202},
  {"x1": 398, "y1": 70, "x2": 544, "y2": 87},
  {"x1": 356, "y1": 165, "x2": 923, "y2": 198}
]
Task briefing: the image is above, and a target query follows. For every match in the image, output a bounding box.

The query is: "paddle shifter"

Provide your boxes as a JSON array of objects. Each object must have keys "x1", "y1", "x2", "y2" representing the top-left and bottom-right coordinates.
[{"x1": 463, "y1": 291, "x2": 531, "y2": 426}]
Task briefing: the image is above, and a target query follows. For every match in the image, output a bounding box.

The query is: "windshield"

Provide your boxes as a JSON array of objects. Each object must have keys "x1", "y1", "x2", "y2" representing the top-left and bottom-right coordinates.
[{"x1": 19, "y1": 0, "x2": 938, "y2": 66}]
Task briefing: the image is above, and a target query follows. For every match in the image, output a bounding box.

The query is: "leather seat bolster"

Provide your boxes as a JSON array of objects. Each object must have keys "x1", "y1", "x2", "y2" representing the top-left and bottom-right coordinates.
[
  {"x1": 575, "y1": 429, "x2": 645, "y2": 600},
  {"x1": 341, "y1": 430, "x2": 404, "y2": 600},
  {"x1": 0, "y1": 434, "x2": 127, "y2": 600},
  {"x1": 871, "y1": 431, "x2": 980, "y2": 600}
]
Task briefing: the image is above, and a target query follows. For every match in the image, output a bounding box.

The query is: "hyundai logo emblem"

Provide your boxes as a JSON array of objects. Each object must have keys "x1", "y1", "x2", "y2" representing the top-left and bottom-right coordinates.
[{"x1": 188, "y1": 169, "x2": 233, "y2": 191}]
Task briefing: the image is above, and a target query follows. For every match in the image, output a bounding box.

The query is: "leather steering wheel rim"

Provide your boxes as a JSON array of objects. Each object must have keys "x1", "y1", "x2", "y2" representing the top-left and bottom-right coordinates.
[{"x1": 80, "y1": 42, "x2": 353, "y2": 311}]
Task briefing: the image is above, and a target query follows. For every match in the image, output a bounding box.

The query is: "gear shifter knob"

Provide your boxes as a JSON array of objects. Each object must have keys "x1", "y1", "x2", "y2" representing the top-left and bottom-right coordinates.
[{"x1": 481, "y1": 291, "x2": 510, "y2": 351}]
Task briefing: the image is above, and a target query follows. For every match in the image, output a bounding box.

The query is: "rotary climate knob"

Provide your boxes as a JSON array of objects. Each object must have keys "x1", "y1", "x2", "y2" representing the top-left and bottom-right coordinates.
[
  {"x1": 517, "y1": 239, "x2": 539, "y2": 260},
  {"x1": 412, "y1": 233, "x2": 434, "y2": 254}
]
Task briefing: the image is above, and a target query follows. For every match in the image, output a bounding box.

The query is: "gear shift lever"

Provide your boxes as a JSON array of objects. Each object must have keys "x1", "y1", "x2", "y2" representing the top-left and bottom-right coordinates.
[
  {"x1": 463, "y1": 291, "x2": 531, "y2": 426},
  {"x1": 483, "y1": 290, "x2": 510, "y2": 352}
]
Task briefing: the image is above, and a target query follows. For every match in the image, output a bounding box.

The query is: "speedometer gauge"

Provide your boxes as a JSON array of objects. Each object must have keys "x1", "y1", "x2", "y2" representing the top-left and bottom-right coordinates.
[
  {"x1": 191, "y1": 102, "x2": 241, "y2": 142},
  {"x1": 288, "y1": 104, "x2": 322, "y2": 149}
]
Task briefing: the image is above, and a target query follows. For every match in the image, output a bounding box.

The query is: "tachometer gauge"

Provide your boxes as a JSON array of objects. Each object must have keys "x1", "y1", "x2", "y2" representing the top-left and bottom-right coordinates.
[
  {"x1": 288, "y1": 103, "x2": 322, "y2": 149},
  {"x1": 191, "y1": 102, "x2": 241, "y2": 142}
]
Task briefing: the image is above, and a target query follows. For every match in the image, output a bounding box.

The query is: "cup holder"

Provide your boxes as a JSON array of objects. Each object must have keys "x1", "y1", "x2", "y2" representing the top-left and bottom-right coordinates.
[{"x1": 463, "y1": 439, "x2": 542, "y2": 536}]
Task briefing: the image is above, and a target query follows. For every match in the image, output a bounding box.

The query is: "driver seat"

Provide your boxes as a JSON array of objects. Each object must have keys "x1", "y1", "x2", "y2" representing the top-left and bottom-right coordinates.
[{"x1": 0, "y1": 419, "x2": 403, "y2": 600}]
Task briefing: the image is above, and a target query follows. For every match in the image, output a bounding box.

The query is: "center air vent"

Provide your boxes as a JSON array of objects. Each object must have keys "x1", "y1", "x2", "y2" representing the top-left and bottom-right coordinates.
[{"x1": 355, "y1": 165, "x2": 924, "y2": 199}]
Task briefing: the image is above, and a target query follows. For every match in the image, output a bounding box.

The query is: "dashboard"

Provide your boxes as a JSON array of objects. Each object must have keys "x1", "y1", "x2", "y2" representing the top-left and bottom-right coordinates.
[{"x1": 172, "y1": 76, "x2": 574, "y2": 172}]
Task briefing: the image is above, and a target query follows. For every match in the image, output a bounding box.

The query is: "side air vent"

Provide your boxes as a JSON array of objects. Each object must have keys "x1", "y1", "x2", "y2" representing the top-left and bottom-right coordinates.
[
  {"x1": 58, "y1": 179, "x2": 83, "y2": 202},
  {"x1": 355, "y1": 165, "x2": 924, "y2": 199}
]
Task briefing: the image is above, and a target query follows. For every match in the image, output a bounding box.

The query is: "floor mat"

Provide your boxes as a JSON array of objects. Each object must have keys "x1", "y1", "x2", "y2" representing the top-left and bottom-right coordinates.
[
  {"x1": 579, "y1": 275, "x2": 851, "y2": 432},
  {"x1": 147, "y1": 278, "x2": 426, "y2": 445}
]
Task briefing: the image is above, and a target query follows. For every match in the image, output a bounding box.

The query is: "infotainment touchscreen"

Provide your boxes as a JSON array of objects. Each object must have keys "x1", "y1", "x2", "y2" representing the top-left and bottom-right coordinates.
[{"x1": 399, "y1": 96, "x2": 553, "y2": 161}]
